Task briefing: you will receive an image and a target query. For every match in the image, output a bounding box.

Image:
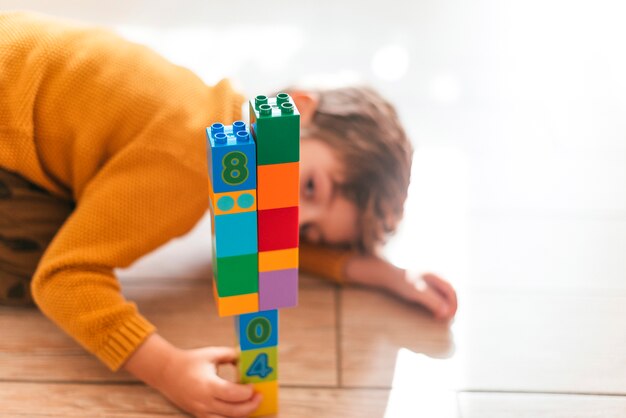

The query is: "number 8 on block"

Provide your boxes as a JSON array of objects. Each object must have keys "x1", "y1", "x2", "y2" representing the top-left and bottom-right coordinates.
[{"x1": 207, "y1": 121, "x2": 257, "y2": 193}]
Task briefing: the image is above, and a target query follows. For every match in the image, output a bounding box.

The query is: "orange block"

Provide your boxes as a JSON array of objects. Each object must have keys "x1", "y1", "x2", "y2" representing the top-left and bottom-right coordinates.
[
  {"x1": 250, "y1": 380, "x2": 279, "y2": 417},
  {"x1": 257, "y1": 162, "x2": 299, "y2": 210},
  {"x1": 212, "y1": 281, "x2": 259, "y2": 317},
  {"x1": 259, "y1": 248, "x2": 299, "y2": 272}
]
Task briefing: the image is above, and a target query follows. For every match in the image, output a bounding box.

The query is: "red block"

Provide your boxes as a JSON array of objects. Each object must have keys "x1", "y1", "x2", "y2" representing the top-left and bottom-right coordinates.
[{"x1": 258, "y1": 206, "x2": 299, "y2": 251}]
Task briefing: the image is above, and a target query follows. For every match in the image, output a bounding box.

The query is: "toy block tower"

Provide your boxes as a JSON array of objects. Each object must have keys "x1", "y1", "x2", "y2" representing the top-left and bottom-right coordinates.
[
  {"x1": 206, "y1": 93, "x2": 300, "y2": 417},
  {"x1": 207, "y1": 121, "x2": 259, "y2": 316},
  {"x1": 250, "y1": 93, "x2": 300, "y2": 310}
]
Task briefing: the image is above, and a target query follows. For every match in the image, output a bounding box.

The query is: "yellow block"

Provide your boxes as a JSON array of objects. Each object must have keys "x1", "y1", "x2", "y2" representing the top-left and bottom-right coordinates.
[
  {"x1": 250, "y1": 380, "x2": 279, "y2": 417},
  {"x1": 259, "y1": 248, "x2": 299, "y2": 272},
  {"x1": 208, "y1": 180, "x2": 257, "y2": 216},
  {"x1": 212, "y1": 281, "x2": 259, "y2": 317}
]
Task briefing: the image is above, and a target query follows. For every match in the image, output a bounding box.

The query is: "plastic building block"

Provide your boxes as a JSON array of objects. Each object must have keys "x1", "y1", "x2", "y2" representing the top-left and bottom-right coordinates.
[
  {"x1": 259, "y1": 248, "x2": 299, "y2": 272},
  {"x1": 205, "y1": 98, "x2": 300, "y2": 417},
  {"x1": 249, "y1": 94, "x2": 300, "y2": 165},
  {"x1": 258, "y1": 206, "x2": 299, "y2": 252},
  {"x1": 239, "y1": 346, "x2": 278, "y2": 384},
  {"x1": 235, "y1": 310, "x2": 278, "y2": 351},
  {"x1": 257, "y1": 162, "x2": 299, "y2": 210},
  {"x1": 207, "y1": 121, "x2": 257, "y2": 193},
  {"x1": 212, "y1": 252, "x2": 258, "y2": 297},
  {"x1": 250, "y1": 380, "x2": 278, "y2": 417},
  {"x1": 213, "y1": 211, "x2": 258, "y2": 258},
  {"x1": 259, "y1": 269, "x2": 298, "y2": 310},
  {"x1": 212, "y1": 281, "x2": 259, "y2": 317},
  {"x1": 208, "y1": 181, "x2": 256, "y2": 216}
]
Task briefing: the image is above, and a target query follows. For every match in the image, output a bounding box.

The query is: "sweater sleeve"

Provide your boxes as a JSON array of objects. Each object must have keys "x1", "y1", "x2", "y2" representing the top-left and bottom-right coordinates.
[
  {"x1": 31, "y1": 140, "x2": 210, "y2": 370},
  {"x1": 299, "y1": 241, "x2": 356, "y2": 285},
  {"x1": 1, "y1": 12, "x2": 245, "y2": 370}
]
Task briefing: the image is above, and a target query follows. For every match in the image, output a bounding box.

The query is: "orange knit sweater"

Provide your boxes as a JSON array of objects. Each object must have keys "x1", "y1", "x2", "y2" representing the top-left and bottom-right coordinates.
[{"x1": 0, "y1": 12, "x2": 351, "y2": 371}]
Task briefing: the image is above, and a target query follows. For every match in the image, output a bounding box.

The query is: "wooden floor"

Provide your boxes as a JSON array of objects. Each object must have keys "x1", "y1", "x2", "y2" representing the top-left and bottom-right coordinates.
[{"x1": 2, "y1": 210, "x2": 626, "y2": 417}]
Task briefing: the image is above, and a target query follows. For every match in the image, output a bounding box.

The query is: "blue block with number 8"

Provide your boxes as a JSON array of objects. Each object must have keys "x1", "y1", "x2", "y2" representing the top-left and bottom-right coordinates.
[
  {"x1": 235, "y1": 310, "x2": 278, "y2": 351},
  {"x1": 206, "y1": 121, "x2": 257, "y2": 193}
]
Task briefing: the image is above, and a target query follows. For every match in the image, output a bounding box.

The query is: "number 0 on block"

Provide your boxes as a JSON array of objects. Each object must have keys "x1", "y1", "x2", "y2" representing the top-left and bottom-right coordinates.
[{"x1": 235, "y1": 310, "x2": 278, "y2": 351}]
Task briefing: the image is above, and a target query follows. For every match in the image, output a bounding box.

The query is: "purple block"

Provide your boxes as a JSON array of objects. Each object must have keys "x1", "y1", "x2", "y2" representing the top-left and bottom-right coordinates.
[{"x1": 259, "y1": 268, "x2": 298, "y2": 310}]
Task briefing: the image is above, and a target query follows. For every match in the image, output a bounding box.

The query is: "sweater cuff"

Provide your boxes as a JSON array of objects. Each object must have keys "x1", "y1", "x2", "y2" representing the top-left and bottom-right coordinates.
[
  {"x1": 96, "y1": 314, "x2": 156, "y2": 371},
  {"x1": 299, "y1": 242, "x2": 355, "y2": 285}
]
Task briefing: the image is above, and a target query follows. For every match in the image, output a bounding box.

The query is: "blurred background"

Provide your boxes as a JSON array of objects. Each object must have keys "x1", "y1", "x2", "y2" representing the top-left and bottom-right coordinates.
[
  {"x1": 2, "y1": 2, "x2": 625, "y2": 416},
  {"x1": 2, "y1": 0, "x2": 625, "y2": 290}
]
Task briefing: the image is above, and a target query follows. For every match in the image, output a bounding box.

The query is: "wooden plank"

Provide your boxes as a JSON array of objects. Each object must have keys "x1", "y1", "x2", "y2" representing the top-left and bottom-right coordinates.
[
  {"x1": 2, "y1": 382, "x2": 625, "y2": 418},
  {"x1": 280, "y1": 275, "x2": 338, "y2": 386},
  {"x1": 0, "y1": 275, "x2": 337, "y2": 386},
  {"x1": 0, "y1": 382, "x2": 185, "y2": 417},
  {"x1": 341, "y1": 287, "x2": 626, "y2": 394},
  {"x1": 0, "y1": 382, "x2": 388, "y2": 418}
]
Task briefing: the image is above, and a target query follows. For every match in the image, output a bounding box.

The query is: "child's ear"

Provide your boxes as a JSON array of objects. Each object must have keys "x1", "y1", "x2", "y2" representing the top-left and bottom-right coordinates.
[{"x1": 289, "y1": 91, "x2": 319, "y2": 128}]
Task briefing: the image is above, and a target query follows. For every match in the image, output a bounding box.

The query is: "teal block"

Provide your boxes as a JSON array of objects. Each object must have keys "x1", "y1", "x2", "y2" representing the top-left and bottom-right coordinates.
[
  {"x1": 249, "y1": 93, "x2": 300, "y2": 165},
  {"x1": 213, "y1": 252, "x2": 258, "y2": 296},
  {"x1": 207, "y1": 121, "x2": 257, "y2": 193},
  {"x1": 214, "y1": 211, "x2": 257, "y2": 258}
]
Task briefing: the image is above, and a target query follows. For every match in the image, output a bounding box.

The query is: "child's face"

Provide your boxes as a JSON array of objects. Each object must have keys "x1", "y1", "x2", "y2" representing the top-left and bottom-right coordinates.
[{"x1": 299, "y1": 137, "x2": 358, "y2": 246}]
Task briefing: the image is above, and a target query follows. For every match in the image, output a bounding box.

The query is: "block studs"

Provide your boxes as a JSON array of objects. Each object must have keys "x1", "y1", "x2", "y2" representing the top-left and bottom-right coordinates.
[
  {"x1": 259, "y1": 103, "x2": 272, "y2": 117},
  {"x1": 280, "y1": 102, "x2": 294, "y2": 115},
  {"x1": 233, "y1": 120, "x2": 246, "y2": 133},
  {"x1": 255, "y1": 95, "x2": 269, "y2": 109},
  {"x1": 276, "y1": 92, "x2": 290, "y2": 105},
  {"x1": 211, "y1": 122, "x2": 225, "y2": 135}
]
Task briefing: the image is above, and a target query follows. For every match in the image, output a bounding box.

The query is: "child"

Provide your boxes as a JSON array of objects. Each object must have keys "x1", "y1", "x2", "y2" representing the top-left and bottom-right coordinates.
[{"x1": 0, "y1": 12, "x2": 457, "y2": 418}]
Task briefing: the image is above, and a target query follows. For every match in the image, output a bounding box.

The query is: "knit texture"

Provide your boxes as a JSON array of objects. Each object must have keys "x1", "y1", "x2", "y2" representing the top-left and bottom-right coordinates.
[{"x1": 0, "y1": 12, "x2": 350, "y2": 371}]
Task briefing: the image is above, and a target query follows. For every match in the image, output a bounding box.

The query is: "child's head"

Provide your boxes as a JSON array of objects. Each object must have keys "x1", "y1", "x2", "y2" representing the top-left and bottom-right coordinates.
[{"x1": 288, "y1": 86, "x2": 414, "y2": 253}]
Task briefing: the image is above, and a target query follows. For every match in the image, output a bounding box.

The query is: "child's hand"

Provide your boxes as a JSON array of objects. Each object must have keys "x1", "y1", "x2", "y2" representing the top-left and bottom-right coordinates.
[
  {"x1": 158, "y1": 346, "x2": 261, "y2": 417},
  {"x1": 124, "y1": 334, "x2": 261, "y2": 418},
  {"x1": 345, "y1": 255, "x2": 458, "y2": 320}
]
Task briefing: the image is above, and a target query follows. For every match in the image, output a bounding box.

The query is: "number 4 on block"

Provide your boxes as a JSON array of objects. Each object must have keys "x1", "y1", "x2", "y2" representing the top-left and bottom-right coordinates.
[{"x1": 240, "y1": 347, "x2": 277, "y2": 383}]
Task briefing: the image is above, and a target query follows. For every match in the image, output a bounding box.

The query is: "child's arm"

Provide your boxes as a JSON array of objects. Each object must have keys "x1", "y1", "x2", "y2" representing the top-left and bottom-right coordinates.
[
  {"x1": 300, "y1": 242, "x2": 457, "y2": 319},
  {"x1": 124, "y1": 333, "x2": 261, "y2": 417},
  {"x1": 2, "y1": 13, "x2": 252, "y2": 416},
  {"x1": 343, "y1": 253, "x2": 457, "y2": 320}
]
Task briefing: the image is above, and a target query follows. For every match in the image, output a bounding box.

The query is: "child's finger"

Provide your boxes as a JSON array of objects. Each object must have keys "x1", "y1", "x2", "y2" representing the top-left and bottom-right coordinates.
[
  {"x1": 208, "y1": 374, "x2": 255, "y2": 403},
  {"x1": 210, "y1": 392, "x2": 262, "y2": 418},
  {"x1": 422, "y1": 273, "x2": 458, "y2": 317},
  {"x1": 206, "y1": 346, "x2": 239, "y2": 365},
  {"x1": 414, "y1": 284, "x2": 450, "y2": 319},
  {"x1": 425, "y1": 273, "x2": 457, "y2": 305},
  {"x1": 424, "y1": 274, "x2": 457, "y2": 318}
]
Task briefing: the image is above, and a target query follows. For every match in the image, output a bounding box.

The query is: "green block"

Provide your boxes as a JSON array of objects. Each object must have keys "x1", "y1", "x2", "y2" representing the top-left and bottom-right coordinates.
[
  {"x1": 239, "y1": 346, "x2": 278, "y2": 383},
  {"x1": 249, "y1": 93, "x2": 300, "y2": 165},
  {"x1": 213, "y1": 252, "x2": 258, "y2": 297}
]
